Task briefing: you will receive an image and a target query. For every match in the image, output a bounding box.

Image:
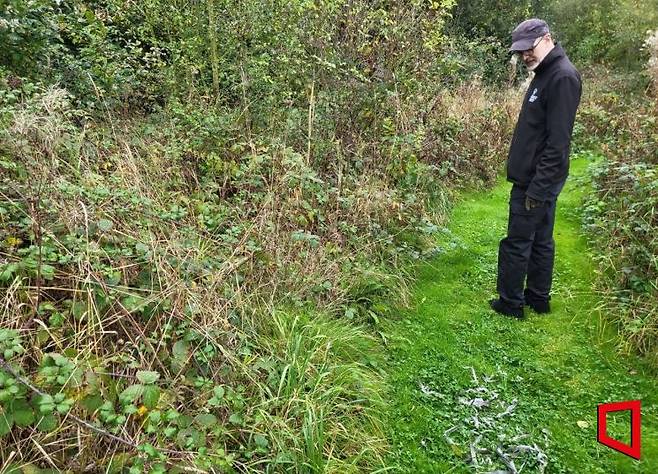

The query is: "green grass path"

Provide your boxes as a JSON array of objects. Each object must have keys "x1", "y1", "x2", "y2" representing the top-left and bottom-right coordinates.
[{"x1": 382, "y1": 158, "x2": 658, "y2": 473}]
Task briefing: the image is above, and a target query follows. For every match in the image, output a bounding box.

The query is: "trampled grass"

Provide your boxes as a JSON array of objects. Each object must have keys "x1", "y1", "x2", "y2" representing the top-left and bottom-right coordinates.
[{"x1": 383, "y1": 156, "x2": 658, "y2": 473}]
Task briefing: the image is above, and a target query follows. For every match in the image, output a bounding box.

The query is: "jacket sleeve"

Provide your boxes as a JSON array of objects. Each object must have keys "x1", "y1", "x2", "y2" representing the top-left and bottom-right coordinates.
[{"x1": 526, "y1": 74, "x2": 581, "y2": 201}]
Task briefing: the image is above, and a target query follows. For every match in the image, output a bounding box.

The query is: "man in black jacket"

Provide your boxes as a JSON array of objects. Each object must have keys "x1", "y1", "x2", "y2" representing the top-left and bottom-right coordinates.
[{"x1": 490, "y1": 19, "x2": 582, "y2": 318}]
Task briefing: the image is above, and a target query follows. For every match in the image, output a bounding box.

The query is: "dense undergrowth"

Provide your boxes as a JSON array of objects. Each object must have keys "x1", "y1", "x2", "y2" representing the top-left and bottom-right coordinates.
[
  {"x1": 0, "y1": 82, "x2": 519, "y2": 472},
  {"x1": 579, "y1": 54, "x2": 658, "y2": 367}
]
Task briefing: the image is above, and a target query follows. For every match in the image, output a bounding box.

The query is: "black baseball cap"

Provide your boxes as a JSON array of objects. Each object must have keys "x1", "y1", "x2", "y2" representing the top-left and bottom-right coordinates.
[{"x1": 509, "y1": 19, "x2": 550, "y2": 52}]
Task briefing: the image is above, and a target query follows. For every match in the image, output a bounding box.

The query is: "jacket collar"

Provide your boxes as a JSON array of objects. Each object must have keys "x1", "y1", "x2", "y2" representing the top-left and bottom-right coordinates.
[{"x1": 534, "y1": 43, "x2": 565, "y2": 75}]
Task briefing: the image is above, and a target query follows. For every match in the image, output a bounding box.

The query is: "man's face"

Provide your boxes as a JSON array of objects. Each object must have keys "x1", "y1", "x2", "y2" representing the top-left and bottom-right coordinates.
[{"x1": 520, "y1": 35, "x2": 551, "y2": 71}]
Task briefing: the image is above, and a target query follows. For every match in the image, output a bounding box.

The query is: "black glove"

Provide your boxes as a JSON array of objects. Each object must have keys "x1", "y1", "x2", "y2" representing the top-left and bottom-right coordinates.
[{"x1": 525, "y1": 196, "x2": 543, "y2": 211}]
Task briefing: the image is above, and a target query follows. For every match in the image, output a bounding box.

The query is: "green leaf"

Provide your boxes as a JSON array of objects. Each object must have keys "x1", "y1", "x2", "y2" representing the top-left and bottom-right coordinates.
[
  {"x1": 71, "y1": 300, "x2": 87, "y2": 320},
  {"x1": 11, "y1": 399, "x2": 35, "y2": 427},
  {"x1": 175, "y1": 414, "x2": 193, "y2": 428},
  {"x1": 98, "y1": 219, "x2": 113, "y2": 232},
  {"x1": 228, "y1": 413, "x2": 244, "y2": 425},
  {"x1": 0, "y1": 411, "x2": 14, "y2": 436},
  {"x1": 135, "y1": 243, "x2": 150, "y2": 254},
  {"x1": 171, "y1": 340, "x2": 190, "y2": 372},
  {"x1": 119, "y1": 384, "x2": 144, "y2": 404},
  {"x1": 105, "y1": 271, "x2": 121, "y2": 286},
  {"x1": 36, "y1": 394, "x2": 55, "y2": 414},
  {"x1": 81, "y1": 394, "x2": 104, "y2": 412},
  {"x1": 143, "y1": 385, "x2": 160, "y2": 410},
  {"x1": 172, "y1": 340, "x2": 190, "y2": 360},
  {"x1": 36, "y1": 414, "x2": 58, "y2": 432},
  {"x1": 107, "y1": 453, "x2": 131, "y2": 474},
  {"x1": 176, "y1": 428, "x2": 205, "y2": 449},
  {"x1": 41, "y1": 264, "x2": 56, "y2": 280},
  {"x1": 121, "y1": 295, "x2": 145, "y2": 313},
  {"x1": 254, "y1": 434, "x2": 269, "y2": 449},
  {"x1": 136, "y1": 370, "x2": 160, "y2": 385},
  {"x1": 0, "y1": 263, "x2": 19, "y2": 282},
  {"x1": 194, "y1": 413, "x2": 218, "y2": 429},
  {"x1": 2, "y1": 463, "x2": 23, "y2": 474},
  {"x1": 208, "y1": 385, "x2": 225, "y2": 407}
]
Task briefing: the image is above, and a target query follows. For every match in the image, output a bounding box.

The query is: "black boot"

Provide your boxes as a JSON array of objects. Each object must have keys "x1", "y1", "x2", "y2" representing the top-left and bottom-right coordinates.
[
  {"x1": 524, "y1": 290, "x2": 551, "y2": 314},
  {"x1": 489, "y1": 298, "x2": 524, "y2": 319},
  {"x1": 526, "y1": 298, "x2": 550, "y2": 314}
]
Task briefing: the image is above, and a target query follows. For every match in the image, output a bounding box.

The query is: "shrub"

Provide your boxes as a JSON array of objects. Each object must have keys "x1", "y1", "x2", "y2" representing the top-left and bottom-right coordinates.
[
  {"x1": 580, "y1": 68, "x2": 658, "y2": 367},
  {"x1": 546, "y1": 0, "x2": 658, "y2": 70}
]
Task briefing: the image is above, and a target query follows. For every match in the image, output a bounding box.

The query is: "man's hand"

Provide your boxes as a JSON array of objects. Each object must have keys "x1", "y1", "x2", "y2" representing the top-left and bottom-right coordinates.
[{"x1": 525, "y1": 196, "x2": 543, "y2": 211}]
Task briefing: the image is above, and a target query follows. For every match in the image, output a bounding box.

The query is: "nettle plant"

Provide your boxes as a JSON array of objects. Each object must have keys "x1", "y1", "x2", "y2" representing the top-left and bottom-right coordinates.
[
  {"x1": 0, "y1": 329, "x2": 37, "y2": 435},
  {"x1": 0, "y1": 329, "x2": 24, "y2": 360},
  {"x1": 0, "y1": 332, "x2": 81, "y2": 435},
  {"x1": 0, "y1": 329, "x2": 159, "y2": 442},
  {"x1": 0, "y1": 325, "x2": 247, "y2": 470}
]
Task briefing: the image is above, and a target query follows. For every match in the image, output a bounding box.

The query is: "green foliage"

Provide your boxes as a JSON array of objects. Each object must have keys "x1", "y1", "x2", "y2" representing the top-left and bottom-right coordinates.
[
  {"x1": 0, "y1": 370, "x2": 24, "y2": 404},
  {"x1": 450, "y1": 0, "x2": 533, "y2": 40},
  {"x1": 39, "y1": 353, "x2": 81, "y2": 387},
  {"x1": 0, "y1": 329, "x2": 24, "y2": 359},
  {"x1": 1, "y1": 0, "x2": 182, "y2": 110},
  {"x1": 577, "y1": 73, "x2": 658, "y2": 366},
  {"x1": 584, "y1": 158, "x2": 658, "y2": 362},
  {"x1": 546, "y1": 0, "x2": 658, "y2": 69},
  {"x1": 36, "y1": 393, "x2": 74, "y2": 416},
  {"x1": 0, "y1": 348, "x2": 78, "y2": 439},
  {"x1": 0, "y1": 0, "x2": 60, "y2": 78},
  {"x1": 0, "y1": 11, "x2": 514, "y2": 461},
  {"x1": 449, "y1": 0, "x2": 658, "y2": 76},
  {"x1": 445, "y1": 0, "x2": 546, "y2": 83},
  {"x1": 0, "y1": 0, "x2": 460, "y2": 112}
]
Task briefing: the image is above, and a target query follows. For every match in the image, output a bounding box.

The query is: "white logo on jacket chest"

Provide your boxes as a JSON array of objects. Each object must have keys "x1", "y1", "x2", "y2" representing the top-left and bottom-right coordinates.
[{"x1": 529, "y1": 88, "x2": 539, "y2": 103}]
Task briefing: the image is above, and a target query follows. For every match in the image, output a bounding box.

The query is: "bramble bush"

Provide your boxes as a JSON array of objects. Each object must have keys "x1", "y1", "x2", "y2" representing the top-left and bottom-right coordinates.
[{"x1": 0, "y1": 66, "x2": 516, "y2": 474}]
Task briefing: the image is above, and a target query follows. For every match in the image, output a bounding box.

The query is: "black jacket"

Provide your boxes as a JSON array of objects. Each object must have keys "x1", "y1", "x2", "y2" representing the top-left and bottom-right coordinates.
[{"x1": 506, "y1": 44, "x2": 582, "y2": 201}]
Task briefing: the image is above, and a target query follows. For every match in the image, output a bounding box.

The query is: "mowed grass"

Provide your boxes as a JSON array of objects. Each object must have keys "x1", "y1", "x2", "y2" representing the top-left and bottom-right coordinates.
[{"x1": 383, "y1": 157, "x2": 658, "y2": 473}]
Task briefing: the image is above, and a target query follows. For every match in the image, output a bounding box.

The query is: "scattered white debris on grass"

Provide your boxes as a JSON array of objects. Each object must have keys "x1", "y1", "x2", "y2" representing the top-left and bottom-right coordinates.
[
  {"x1": 420, "y1": 382, "x2": 447, "y2": 399},
  {"x1": 432, "y1": 367, "x2": 549, "y2": 473}
]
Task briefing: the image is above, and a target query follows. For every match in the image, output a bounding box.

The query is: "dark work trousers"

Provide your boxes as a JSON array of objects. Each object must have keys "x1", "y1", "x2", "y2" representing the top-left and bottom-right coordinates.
[{"x1": 496, "y1": 184, "x2": 561, "y2": 308}]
